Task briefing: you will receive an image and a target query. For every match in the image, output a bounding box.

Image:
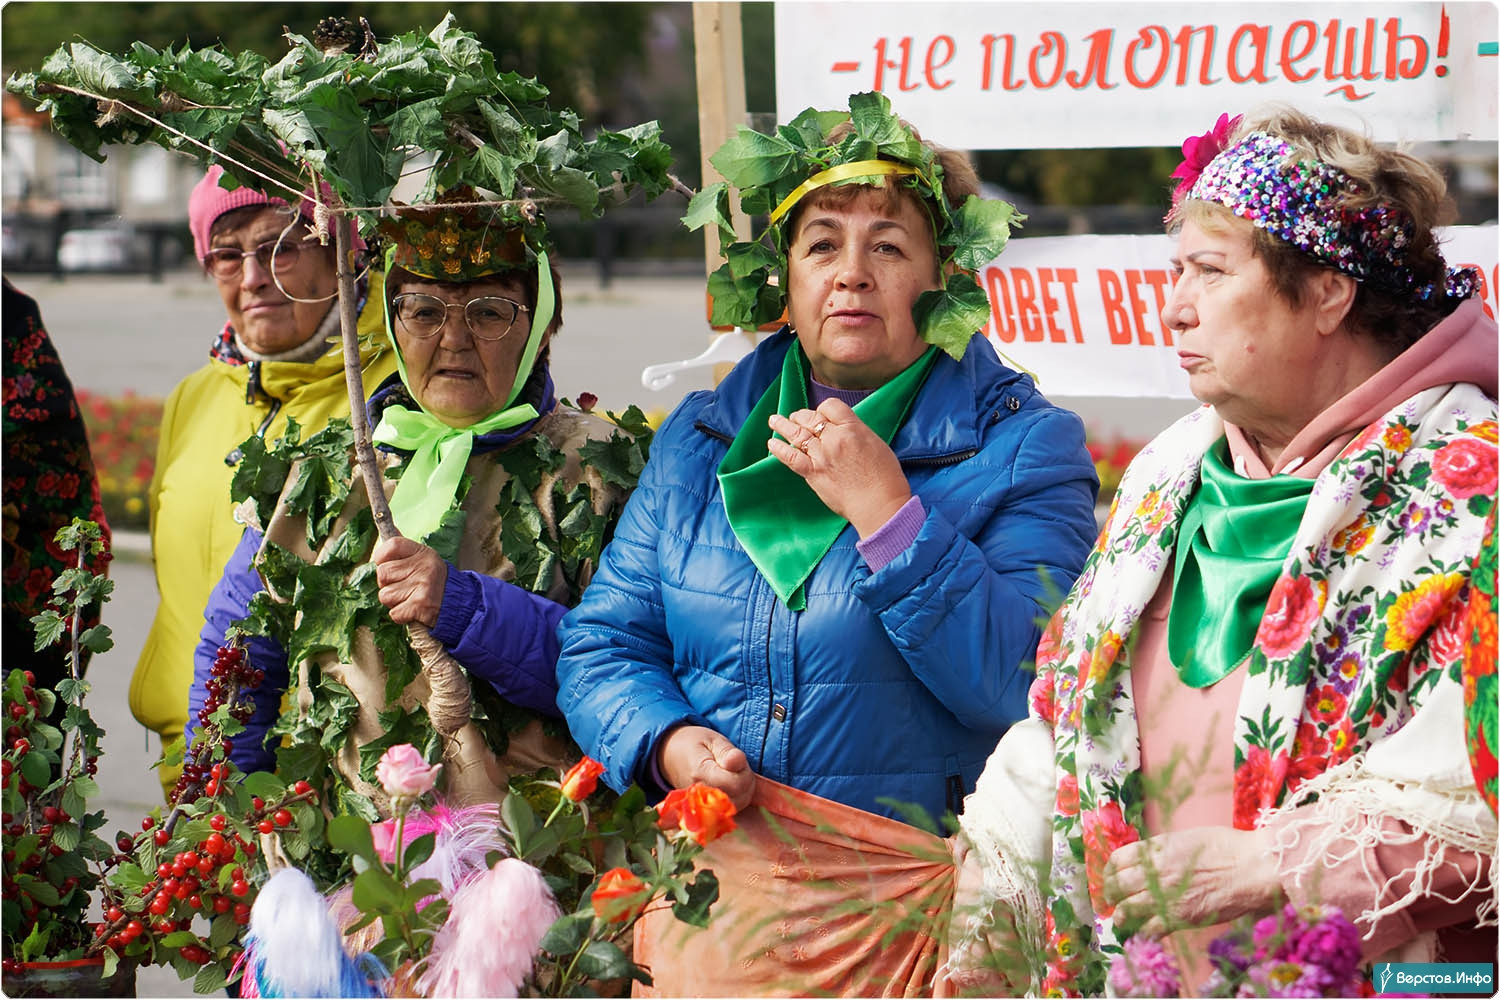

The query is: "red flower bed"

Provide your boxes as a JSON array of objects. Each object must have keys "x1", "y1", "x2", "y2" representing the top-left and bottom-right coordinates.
[{"x1": 75, "y1": 390, "x2": 162, "y2": 532}]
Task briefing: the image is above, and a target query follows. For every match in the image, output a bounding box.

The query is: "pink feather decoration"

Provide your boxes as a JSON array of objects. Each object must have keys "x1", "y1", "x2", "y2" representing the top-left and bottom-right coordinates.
[
  {"x1": 414, "y1": 857, "x2": 561, "y2": 998},
  {"x1": 373, "y1": 799, "x2": 505, "y2": 900}
]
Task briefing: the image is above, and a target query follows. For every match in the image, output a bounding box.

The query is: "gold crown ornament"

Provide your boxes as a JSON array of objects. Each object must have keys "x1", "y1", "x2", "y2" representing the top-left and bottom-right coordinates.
[{"x1": 377, "y1": 188, "x2": 530, "y2": 283}]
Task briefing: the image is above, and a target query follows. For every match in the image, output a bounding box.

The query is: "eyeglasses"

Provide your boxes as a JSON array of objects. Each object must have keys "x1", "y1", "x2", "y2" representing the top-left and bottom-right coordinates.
[
  {"x1": 203, "y1": 238, "x2": 321, "y2": 280},
  {"x1": 392, "y1": 293, "x2": 529, "y2": 341}
]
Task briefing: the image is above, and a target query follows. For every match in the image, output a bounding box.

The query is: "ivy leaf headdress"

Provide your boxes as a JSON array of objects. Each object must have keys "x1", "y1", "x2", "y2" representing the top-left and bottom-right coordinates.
[{"x1": 684, "y1": 92, "x2": 1024, "y2": 361}]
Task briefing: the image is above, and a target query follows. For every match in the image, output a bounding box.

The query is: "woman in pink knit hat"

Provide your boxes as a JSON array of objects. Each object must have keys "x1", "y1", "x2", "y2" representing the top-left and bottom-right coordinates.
[{"x1": 128, "y1": 165, "x2": 397, "y2": 797}]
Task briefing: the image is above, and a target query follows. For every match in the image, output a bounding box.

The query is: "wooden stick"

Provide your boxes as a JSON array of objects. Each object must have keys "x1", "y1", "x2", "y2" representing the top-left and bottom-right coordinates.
[{"x1": 334, "y1": 214, "x2": 397, "y2": 540}]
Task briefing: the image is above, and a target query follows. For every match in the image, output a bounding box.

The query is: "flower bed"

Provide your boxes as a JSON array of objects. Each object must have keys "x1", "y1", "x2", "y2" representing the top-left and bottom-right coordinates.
[{"x1": 75, "y1": 390, "x2": 161, "y2": 534}]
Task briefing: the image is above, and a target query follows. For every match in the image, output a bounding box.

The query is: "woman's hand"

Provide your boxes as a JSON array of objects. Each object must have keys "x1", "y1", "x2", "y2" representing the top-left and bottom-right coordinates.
[
  {"x1": 658, "y1": 724, "x2": 757, "y2": 811},
  {"x1": 767, "y1": 399, "x2": 912, "y2": 537},
  {"x1": 945, "y1": 835, "x2": 1030, "y2": 996},
  {"x1": 372, "y1": 536, "x2": 448, "y2": 628},
  {"x1": 1102, "y1": 826, "x2": 1282, "y2": 937}
]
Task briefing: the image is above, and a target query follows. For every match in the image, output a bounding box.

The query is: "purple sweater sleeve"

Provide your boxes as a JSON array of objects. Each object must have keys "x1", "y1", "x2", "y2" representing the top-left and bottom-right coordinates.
[
  {"x1": 855, "y1": 496, "x2": 927, "y2": 571},
  {"x1": 429, "y1": 567, "x2": 566, "y2": 717},
  {"x1": 189, "y1": 527, "x2": 289, "y2": 775}
]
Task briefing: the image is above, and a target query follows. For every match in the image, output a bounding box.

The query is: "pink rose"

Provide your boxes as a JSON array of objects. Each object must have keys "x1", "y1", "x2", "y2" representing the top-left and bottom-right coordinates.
[
  {"x1": 1256, "y1": 576, "x2": 1324, "y2": 659},
  {"x1": 1432, "y1": 438, "x2": 1497, "y2": 500},
  {"x1": 375, "y1": 743, "x2": 441, "y2": 800}
]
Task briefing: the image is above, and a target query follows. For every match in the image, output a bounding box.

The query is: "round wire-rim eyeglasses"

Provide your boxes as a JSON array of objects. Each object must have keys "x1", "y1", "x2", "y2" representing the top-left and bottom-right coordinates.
[
  {"x1": 391, "y1": 292, "x2": 530, "y2": 341},
  {"x1": 202, "y1": 237, "x2": 321, "y2": 281}
]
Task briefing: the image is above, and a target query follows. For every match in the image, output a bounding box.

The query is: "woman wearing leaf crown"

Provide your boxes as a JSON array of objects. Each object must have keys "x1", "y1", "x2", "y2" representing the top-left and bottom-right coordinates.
[
  {"x1": 555, "y1": 92, "x2": 1100, "y2": 995},
  {"x1": 186, "y1": 187, "x2": 654, "y2": 821},
  {"x1": 949, "y1": 107, "x2": 1498, "y2": 997}
]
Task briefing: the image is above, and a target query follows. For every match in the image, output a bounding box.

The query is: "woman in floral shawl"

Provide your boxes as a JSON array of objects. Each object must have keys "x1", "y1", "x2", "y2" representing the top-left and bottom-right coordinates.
[{"x1": 950, "y1": 106, "x2": 1497, "y2": 996}]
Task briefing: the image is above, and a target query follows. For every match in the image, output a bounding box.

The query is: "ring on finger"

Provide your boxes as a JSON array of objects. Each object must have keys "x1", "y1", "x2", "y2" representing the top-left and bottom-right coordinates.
[{"x1": 813, "y1": 420, "x2": 827, "y2": 435}]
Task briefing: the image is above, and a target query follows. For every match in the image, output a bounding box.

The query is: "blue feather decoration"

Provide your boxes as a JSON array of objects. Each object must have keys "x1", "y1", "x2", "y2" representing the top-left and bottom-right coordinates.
[{"x1": 236, "y1": 867, "x2": 385, "y2": 998}]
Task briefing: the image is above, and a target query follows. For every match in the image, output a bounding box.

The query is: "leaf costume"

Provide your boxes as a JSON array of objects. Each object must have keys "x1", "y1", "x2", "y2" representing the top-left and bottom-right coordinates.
[
  {"x1": 957, "y1": 356, "x2": 1498, "y2": 993},
  {"x1": 197, "y1": 373, "x2": 650, "y2": 821}
]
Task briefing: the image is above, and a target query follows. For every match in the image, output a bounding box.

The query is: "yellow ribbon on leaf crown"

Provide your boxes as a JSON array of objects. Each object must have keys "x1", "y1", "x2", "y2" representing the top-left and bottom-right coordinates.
[{"x1": 683, "y1": 91, "x2": 1025, "y2": 361}]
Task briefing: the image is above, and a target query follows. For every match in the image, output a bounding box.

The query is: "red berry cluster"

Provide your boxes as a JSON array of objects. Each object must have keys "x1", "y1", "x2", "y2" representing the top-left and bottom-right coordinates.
[
  {"x1": 171, "y1": 643, "x2": 263, "y2": 805},
  {"x1": 2, "y1": 668, "x2": 100, "y2": 951},
  {"x1": 92, "y1": 781, "x2": 318, "y2": 964}
]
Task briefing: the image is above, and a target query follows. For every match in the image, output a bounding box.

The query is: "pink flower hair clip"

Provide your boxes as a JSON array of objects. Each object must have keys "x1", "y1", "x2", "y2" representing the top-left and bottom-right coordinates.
[{"x1": 1170, "y1": 112, "x2": 1243, "y2": 205}]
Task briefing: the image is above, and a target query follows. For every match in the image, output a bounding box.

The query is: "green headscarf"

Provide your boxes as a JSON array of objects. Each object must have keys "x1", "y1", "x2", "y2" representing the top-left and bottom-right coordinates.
[{"x1": 371, "y1": 248, "x2": 555, "y2": 542}]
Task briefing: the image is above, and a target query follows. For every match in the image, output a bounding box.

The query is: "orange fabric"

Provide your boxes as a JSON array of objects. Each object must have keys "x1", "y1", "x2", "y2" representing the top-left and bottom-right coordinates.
[{"x1": 633, "y1": 778, "x2": 955, "y2": 997}]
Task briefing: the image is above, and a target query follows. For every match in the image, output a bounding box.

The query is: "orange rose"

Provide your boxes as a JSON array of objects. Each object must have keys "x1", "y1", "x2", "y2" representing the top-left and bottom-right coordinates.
[
  {"x1": 559, "y1": 757, "x2": 605, "y2": 802},
  {"x1": 590, "y1": 867, "x2": 651, "y2": 924},
  {"x1": 657, "y1": 783, "x2": 738, "y2": 846}
]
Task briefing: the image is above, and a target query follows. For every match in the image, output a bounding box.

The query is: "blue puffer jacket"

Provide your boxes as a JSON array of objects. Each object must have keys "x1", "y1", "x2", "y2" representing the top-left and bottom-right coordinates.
[{"x1": 556, "y1": 329, "x2": 1099, "y2": 819}]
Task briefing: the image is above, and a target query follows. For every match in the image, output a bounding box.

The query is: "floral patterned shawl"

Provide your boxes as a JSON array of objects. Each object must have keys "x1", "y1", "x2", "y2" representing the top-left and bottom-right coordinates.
[{"x1": 961, "y1": 383, "x2": 1496, "y2": 996}]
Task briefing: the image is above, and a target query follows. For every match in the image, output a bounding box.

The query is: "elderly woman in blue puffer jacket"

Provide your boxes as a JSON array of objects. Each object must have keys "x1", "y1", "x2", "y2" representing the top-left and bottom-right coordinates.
[
  {"x1": 559, "y1": 101, "x2": 1098, "y2": 821},
  {"x1": 554, "y1": 101, "x2": 1099, "y2": 995}
]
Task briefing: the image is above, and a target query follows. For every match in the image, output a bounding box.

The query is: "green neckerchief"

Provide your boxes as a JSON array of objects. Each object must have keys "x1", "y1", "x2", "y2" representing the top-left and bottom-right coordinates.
[
  {"x1": 718, "y1": 343, "x2": 938, "y2": 611},
  {"x1": 1166, "y1": 438, "x2": 1315, "y2": 687},
  {"x1": 373, "y1": 250, "x2": 557, "y2": 541}
]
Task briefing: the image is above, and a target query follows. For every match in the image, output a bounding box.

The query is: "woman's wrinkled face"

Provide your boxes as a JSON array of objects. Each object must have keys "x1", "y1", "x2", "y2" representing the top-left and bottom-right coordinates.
[
  {"x1": 1163, "y1": 219, "x2": 1327, "y2": 430},
  {"x1": 208, "y1": 206, "x2": 338, "y2": 355},
  {"x1": 391, "y1": 275, "x2": 539, "y2": 428},
  {"x1": 784, "y1": 187, "x2": 940, "y2": 389}
]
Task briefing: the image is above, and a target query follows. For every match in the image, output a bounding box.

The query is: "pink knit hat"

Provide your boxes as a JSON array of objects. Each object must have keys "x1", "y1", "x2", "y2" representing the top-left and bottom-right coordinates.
[{"x1": 188, "y1": 165, "x2": 363, "y2": 261}]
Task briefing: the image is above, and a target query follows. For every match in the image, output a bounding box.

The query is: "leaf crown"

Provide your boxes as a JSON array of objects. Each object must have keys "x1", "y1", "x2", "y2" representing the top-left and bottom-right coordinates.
[
  {"x1": 6, "y1": 13, "x2": 674, "y2": 254},
  {"x1": 684, "y1": 92, "x2": 1025, "y2": 361}
]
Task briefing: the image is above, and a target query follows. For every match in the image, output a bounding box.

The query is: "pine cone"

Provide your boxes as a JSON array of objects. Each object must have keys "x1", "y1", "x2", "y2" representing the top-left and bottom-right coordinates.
[{"x1": 312, "y1": 16, "x2": 360, "y2": 55}]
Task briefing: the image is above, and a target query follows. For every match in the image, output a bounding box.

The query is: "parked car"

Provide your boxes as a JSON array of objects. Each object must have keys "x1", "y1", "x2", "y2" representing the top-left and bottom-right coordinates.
[{"x1": 56, "y1": 225, "x2": 135, "y2": 271}]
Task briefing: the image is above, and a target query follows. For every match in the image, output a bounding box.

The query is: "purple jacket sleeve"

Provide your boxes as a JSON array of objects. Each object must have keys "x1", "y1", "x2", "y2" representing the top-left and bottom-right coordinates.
[
  {"x1": 188, "y1": 527, "x2": 288, "y2": 775},
  {"x1": 429, "y1": 566, "x2": 566, "y2": 717}
]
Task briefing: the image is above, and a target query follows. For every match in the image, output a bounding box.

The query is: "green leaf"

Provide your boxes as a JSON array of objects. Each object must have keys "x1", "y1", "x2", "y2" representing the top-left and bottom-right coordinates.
[
  {"x1": 161, "y1": 930, "x2": 200, "y2": 948},
  {"x1": 574, "y1": 939, "x2": 634, "y2": 981},
  {"x1": 912, "y1": 273, "x2": 991, "y2": 361},
  {"x1": 401, "y1": 831, "x2": 437, "y2": 872},
  {"x1": 538, "y1": 911, "x2": 591, "y2": 956},
  {"x1": 239, "y1": 771, "x2": 285, "y2": 801},
  {"x1": 208, "y1": 912, "x2": 238, "y2": 951},
  {"x1": 77, "y1": 625, "x2": 113, "y2": 654},
  {"x1": 682, "y1": 182, "x2": 733, "y2": 236},
  {"x1": 194, "y1": 961, "x2": 229, "y2": 994},
  {"x1": 709, "y1": 127, "x2": 804, "y2": 189},
  {"x1": 671, "y1": 869, "x2": 720, "y2": 927},
  {"x1": 783, "y1": 107, "x2": 849, "y2": 148},
  {"x1": 501, "y1": 791, "x2": 537, "y2": 857},
  {"x1": 52, "y1": 821, "x2": 81, "y2": 852},
  {"x1": 29, "y1": 610, "x2": 66, "y2": 652},
  {"x1": 351, "y1": 866, "x2": 405, "y2": 913},
  {"x1": 326, "y1": 813, "x2": 378, "y2": 864},
  {"x1": 20, "y1": 750, "x2": 50, "y2": 788},
  {"x1": 946, "y1": 195, "x2": 1024, "y2": 271}
]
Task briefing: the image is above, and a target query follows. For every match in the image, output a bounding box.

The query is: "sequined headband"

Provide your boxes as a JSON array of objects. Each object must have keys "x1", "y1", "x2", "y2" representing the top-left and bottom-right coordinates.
[{"x1": 1175, "y1": 129, "x2": 1478, "y2": 306}]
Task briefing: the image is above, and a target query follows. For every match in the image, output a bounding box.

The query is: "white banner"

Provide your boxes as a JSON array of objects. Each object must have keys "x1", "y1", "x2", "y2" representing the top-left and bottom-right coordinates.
[
  {"x1": 980, "y1": 226, "x2": 1499, "y2": 398},
  {"x1": 774, "y1": 2, "x2": 1499, "y2": 148}
]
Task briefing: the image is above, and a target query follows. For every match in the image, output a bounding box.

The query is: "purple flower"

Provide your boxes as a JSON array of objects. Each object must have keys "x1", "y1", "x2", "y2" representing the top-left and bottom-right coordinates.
[
  {"x1": 1209, "y1": 924, "x2": 1256, "y2": 974},
  {"x1": 1110, "y1": 936, "x2": 1183, "y2": 998},
  {"x1": 1290, "y1": 910, "x2": 1361, "y2": 980}
]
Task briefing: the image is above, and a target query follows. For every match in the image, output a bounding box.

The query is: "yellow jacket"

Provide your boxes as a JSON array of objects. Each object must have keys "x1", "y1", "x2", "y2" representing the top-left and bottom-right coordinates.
[{"x1": 130, "y1": 277, "x2": 395, "y2": 788}]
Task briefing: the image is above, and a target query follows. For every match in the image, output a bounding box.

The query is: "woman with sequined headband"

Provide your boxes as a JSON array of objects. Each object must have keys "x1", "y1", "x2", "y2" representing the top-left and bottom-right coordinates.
[
  {"x1": 185, "y1": 191, "x2": 647, "y2": 814},
  {"x1": 556, "y1": 95, "x2": 1099, "y2": 995},
  {"x1": 951, "y1": 106, "x2": 1497, "y2": 995}
]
